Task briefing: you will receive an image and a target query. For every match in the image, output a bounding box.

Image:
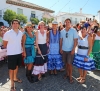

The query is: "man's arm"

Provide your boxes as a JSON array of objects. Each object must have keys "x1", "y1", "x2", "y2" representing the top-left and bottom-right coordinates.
[
  {"x1": 3, "y1": 40, "x2": 8, "y2": 48},
  {"x1": 71, "y1": 38, "x2": 78, "y2": 55},
  {"x1": 60, "y1": 31, "x2": 63, "y2": 54},
  {"x1": 60, "y1": 38, "x2": 63, "y2": 54},
  {"x1": 71, "y1": 30, "x2": 78, "y2": 55}
]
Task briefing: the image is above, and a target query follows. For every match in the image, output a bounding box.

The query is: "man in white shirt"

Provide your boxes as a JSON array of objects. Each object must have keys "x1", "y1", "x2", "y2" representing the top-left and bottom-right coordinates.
[{"x1": 3, "y1": 19, "x2": 23, "y2": 91}]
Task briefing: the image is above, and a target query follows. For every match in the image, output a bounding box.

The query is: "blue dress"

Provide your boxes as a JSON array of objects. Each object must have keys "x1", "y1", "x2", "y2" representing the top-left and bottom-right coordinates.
[
  {"x1": 47, "y1": 30, "x2": 63, "y2": 70},
  {"x1": 24, "y1": 32, "x2": 36, "y2": 64}
]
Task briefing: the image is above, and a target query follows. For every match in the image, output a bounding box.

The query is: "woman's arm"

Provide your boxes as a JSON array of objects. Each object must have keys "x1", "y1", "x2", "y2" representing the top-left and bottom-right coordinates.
[
  {"x1": 47, "y1": 31, "x2": 50, "y2": 43},
  {"x1": 22, "y1": 34, "x2": 26, "y2": 57},
  {"x1": 87, "y1": 36, "x2": 92, "y2": 56},
  {"x1": 35, "y1": 31, "x2": 41, "y2": 54},
  {"x1": 92, "y1": 33, "x2": 96, "y2": 46}
]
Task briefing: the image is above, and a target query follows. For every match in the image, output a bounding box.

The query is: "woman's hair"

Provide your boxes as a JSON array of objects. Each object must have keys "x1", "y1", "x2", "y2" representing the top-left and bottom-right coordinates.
[
  {"x1": 38, "y1": 21, "x2": 45, "y2": 26},
  {"x1": 76, "y1": 23, "x2": 79, "y2": 27},
  {"x1": 25, "y1": 23, "x2": 32, "y2": 32},
  {"x1": 81, "y1": 26, "x2": 87, "y2": 30},
  {"x1": 94, "y1": 26, "x2": 98, "y2": 33}
]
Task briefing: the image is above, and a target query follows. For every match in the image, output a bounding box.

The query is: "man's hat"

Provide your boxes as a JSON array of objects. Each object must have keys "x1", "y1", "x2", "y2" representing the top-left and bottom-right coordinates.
[{"x1": 52, "y1": 21, "x2": 58, "y2": 24}]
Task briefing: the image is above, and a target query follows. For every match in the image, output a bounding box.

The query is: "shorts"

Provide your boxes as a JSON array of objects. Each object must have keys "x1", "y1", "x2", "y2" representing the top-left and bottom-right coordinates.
[
  {"x1": 62, "y1": 51, "x2": 74, "y2": 64},
  {"x1": 8, "y1": 54, "x2": 22, "y2": 70}
]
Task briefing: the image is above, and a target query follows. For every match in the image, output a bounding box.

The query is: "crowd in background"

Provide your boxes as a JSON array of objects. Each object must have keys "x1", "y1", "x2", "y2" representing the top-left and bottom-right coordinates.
[{"x1": 0, "y1": 18, "x2": 100, "y2": 91}]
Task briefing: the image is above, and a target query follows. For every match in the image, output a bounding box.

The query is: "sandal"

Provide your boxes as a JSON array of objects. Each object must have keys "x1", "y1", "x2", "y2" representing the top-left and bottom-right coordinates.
[
  {"x1": 50, "y1": 71, "x2": 54, "y2": 75},
  {"x1": 63, "y1": 74, "x2": 69, "y2": 79},
  {"x1": 69, "y1": 79, "x2": 74, "y2": 84},
  {"x1": 54, "y1": 72, "x2": 58, "y2": 76},
  {"x1": 79, "y1": 79, "x2": 85, "y2": 84},
  {"x1": 76, "y1": 77, "x2": 82, "y2": 82},
  {"x1": 10, "y1": 87, "x2": 16, "y2": 91},
  {"x1": 14, "y1": 78, "x2": 22, "y2": 83},
  {"x1": 60, "y1": 68, "x2": 65, "y2": 72}
]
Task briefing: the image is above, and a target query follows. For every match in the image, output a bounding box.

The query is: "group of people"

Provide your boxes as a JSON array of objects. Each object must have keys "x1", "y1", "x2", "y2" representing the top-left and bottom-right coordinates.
[{"x1": 0, "y1": 18, "x2": 100, "y2": 91}]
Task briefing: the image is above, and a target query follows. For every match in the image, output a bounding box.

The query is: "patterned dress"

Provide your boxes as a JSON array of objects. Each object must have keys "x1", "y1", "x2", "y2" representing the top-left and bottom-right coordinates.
[
  {"x1": 73, "y1": 35, "x2": 95, "y2": 70},
  {"x1": 24, "y1": 32, "x2": 36, "y2": 64},
  {"x1": 47, "y1": 30, "x2": 63, "y2": 70},
  {"x1": 91, "y1": 34, "x2": 100, "y2": 70}
]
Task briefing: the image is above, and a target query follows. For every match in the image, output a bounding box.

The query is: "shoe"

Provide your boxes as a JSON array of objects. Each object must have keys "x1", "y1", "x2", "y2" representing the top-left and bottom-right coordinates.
[
  {"x1": 10, "y1": 87, "x2": 16, "y2": 91},
  {"x1": 42, "y1": 74, "x2": 46, "y2": 78},
  {"x1": 79, "y1": 79, "x2": 85, "y2": 84},
  {"x1": 63, "y1": 74, "x2": 69, "y2": 79},
  {"x1": 33, "y1": 75, "x2": 40, "y2": 82},
  {"x1": 14, "y1": 78, "x2": 22, "y2": 83},
  {"x1": 27, "y1": 70, "x2": 34, "y2": 83}
]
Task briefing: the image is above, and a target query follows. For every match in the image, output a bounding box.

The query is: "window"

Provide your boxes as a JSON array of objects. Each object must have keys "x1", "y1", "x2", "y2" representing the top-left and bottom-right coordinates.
[
  {"x1": 17, "y1": 8, "x2": 23, "y2": 14},
  {"x1": 75, "y1": 18, "x2": 77, "y2": 24},
  {"x1": 62, "y1": 17, "x2": 65, "y2": 23},
  {"x1": 31, "y1": 11, "x2": 35, "y2": 18},
  {"x1": 70, "y1": 17, "x2": 72, "y2": 21}
]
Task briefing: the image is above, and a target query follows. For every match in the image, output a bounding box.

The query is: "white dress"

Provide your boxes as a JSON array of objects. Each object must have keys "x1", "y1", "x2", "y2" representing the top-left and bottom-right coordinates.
[{"x1": 73, "y1": 35, "x2": 95, "y2": 70}]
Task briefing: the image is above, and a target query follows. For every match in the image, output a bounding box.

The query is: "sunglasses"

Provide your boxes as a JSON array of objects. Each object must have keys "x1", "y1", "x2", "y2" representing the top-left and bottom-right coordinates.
[{"x1": 66, "y1": 33, "x2": 68, "y2": 38}]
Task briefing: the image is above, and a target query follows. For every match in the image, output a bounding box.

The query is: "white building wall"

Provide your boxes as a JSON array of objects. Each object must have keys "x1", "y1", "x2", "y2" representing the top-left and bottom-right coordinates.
[
  {"x1": 56, "y1": 12, "x2": 99, "y2": 25},
  {"x1": 56, "y1": 14, "x2": 85, "y2": 25},
  {"x1": 0, "y1": 0, "x2": 46, "y2": 26}
]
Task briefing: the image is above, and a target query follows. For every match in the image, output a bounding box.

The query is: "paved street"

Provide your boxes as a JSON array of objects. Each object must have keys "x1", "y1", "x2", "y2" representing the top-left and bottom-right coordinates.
[{"x1": 0, "y1": 62, "x2": 100, "y2": 91}]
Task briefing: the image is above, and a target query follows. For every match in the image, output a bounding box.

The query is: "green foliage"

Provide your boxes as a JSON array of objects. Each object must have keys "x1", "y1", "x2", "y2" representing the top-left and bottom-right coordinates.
[
  {"x1": 30, "y1": 18, "x2": 39, "y2": 25},
  {"x1": 41, "y1": 17, "x2": 54, "y2": 24},
  {"x1": 16, "y1": 14, "x2": 27, "y2": 24},
  {"x1": 41, "y1": 17, "x2": 47, "y2": 24},
  {"x1": 50, "y1": 18, "x2": 54, "y2": 23},
  {"x1": 3, "y1": 9, "x2": 27, "y2": 25},
  {"x1": 3, "y1": 9, "x2": 16, "y2": 25}
]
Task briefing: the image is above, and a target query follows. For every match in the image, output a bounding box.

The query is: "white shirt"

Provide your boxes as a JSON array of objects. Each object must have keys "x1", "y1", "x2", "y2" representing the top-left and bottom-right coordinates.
[
  {"x1": 38, "y1": 30, "x2": 46, "y2": 44},
  {"x1": 3, "y1": 29, "x2": 23, "y2": 55},
  {"x1": 95, "y1": 34, "x2": 100, "y2": 40}
]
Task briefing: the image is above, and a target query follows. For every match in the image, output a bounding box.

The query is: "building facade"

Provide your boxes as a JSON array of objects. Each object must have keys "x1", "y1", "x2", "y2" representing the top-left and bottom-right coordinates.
[
  {"x1": 0, "y1": 0, "x2": 54, "y2": 26},
  {"x1": 56, "y1": 9, "x2": 99, "y2": 25}
]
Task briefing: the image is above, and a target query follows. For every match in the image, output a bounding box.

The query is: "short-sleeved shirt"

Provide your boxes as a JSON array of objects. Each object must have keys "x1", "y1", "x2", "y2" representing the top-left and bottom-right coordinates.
[
  {"x1": 60, "y1": 28, "x2": 78, "y2": 51},
  {"x1": 3, "y1": 29, "x2": 23, "y2": 55}
]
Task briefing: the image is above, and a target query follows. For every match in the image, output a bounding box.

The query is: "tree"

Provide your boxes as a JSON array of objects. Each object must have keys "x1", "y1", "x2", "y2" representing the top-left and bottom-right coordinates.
[
  {"x1": 3, "y1": 9, "x2": 16, "y2": 25},
  {"x1": 16, "y1": 14, "x2": 27, "y2": 24},
  {"x1": 41, "y1": 17, "x2": 54, "y2": 24},
  {"x1": 30, "y1": 18, "x2": 39, "y2": 25},
  {"x1": 49, "y1": 18, "x2": 54, "y2": 23},
  {"x1": 41, "y1": 17, "x2": 47, "y2": 24}
]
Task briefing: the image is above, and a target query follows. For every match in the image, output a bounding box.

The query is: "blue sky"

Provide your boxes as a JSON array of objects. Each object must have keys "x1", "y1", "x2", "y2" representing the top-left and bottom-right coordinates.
[{"x1": 24, "y1": 0, "x2": 99, "y2": 16}]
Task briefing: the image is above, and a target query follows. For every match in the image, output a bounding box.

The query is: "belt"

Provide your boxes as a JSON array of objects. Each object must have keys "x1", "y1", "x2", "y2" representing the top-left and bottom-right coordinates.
[
  {"x1": 78, "y1": 45, "x2": 88, "y2": 49},
  {"x1": 25, "y1": 44, "x2": 35, "y2": 45}
]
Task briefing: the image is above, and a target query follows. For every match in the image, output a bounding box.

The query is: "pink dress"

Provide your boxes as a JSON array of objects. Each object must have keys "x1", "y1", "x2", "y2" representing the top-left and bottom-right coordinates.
[{"x1": 0, "y1": 49, "x2": 7, "y2": 61}]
